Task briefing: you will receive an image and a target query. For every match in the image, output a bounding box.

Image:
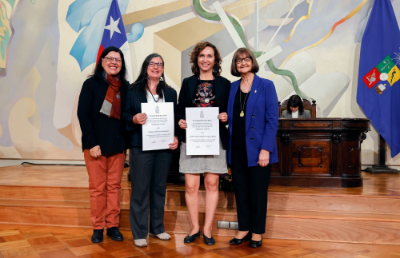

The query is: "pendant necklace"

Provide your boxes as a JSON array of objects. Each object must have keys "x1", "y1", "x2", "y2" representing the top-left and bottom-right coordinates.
[
  {"x1": 239, "y1": 80, "x2": 253, "y2": 117},
  {"x1": 110, "y1": 84, "x2": 121, "y2": 99},
  {"x1": 148, "y1": 85, "x2": 159, "y2": 103}
]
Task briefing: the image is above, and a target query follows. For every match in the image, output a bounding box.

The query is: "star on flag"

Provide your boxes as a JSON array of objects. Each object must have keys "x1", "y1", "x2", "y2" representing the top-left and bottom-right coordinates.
[{"x1": 105, "y1": 16, "x2": 121, "y2": 39}]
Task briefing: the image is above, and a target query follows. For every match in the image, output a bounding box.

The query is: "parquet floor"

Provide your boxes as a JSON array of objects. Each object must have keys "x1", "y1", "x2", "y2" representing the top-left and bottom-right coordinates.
[{"x1": 0, "y1": 224, "x2": 399, "y2": 258}]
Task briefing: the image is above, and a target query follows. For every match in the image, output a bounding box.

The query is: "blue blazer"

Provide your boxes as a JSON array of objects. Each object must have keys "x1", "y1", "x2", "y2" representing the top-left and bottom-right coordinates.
[{"x1": 227, "y1": 74, "x2": 279, "y2": 167}]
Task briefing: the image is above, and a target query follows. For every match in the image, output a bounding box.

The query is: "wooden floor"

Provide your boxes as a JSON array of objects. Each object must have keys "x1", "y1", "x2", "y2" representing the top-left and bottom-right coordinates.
[
  {"x1": 0, "y1": 224, "x2": 400, "y2": 258},
  {"x1": 1, "y1": 164, "x2": 400, "y2": 250}
]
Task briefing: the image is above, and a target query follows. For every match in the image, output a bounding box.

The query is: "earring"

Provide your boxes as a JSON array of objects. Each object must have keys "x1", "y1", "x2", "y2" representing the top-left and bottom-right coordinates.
[{"x1": 160, "y1": 77, "x2": 164, "y2": 81}]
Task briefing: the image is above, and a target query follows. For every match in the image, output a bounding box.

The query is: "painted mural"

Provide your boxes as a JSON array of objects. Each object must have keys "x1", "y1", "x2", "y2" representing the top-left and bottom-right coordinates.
[{"x1": 0, "y1": 0, "x2": 399, "y2": 165}]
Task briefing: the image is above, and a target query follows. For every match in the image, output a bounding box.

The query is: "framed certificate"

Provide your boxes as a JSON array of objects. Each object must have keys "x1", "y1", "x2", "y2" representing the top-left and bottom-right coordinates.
[
  {"x1": 141, "y1": 102, "x2": 174, "y2": 151},
  {"x1": 186, "y1": 107, "x2": 219, "y2": 155}
]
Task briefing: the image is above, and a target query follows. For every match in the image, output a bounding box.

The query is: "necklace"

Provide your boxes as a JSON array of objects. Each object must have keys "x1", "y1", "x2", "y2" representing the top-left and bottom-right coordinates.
[
  {"x1": 147, "y1": 85, "x2": 159, "y2": 103},
  {"x1": 239, "y1": 80, "x2": 253, "y2": 117}
]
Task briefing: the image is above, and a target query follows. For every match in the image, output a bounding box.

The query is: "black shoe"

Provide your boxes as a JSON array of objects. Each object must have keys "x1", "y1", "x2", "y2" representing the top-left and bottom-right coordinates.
[
  {"x1": 106, "y1": 227, "x2": 124, "y2": 241},
  {"x1": 184, "y1": 230, "x2": 200, "y2": 243},
  {"x1": 203, "y1": 233, "x2": 215, "y2": 245},
  {"x1": 229, "y1": 232, "x2": 251, "y2": 245},
  {"x1": 91, "y1": 229, "x2": 104, "y2": 243},
  {"x1": 249, "y1": 236, "x2": 263, "y2": 248}
]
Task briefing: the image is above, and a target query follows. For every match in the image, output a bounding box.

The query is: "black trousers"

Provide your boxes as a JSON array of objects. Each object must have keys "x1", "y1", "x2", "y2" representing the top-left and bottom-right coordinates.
[
  {"x1": 231, "y1": 147, "x2": 272, "y2": 234},
  {"x1": 129, "y1": 147, "x2": 172, "y2": 239}
]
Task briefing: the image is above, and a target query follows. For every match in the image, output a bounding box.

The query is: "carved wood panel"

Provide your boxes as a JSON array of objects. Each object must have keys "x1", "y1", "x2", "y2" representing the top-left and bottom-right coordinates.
[
  {"x1": 342, "y1": 141, "x2": 361, "y2": 174},
  {"x1": 291, "y1": 140, "x2": 331, "y2": 175}
]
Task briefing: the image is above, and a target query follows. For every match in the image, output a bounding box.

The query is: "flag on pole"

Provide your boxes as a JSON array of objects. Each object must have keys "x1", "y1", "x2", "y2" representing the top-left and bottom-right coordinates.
[
  {"x1": 357, "y1": 0, "x2": 400, "y2": 158},
  {"x1": 97, "y1": 0, "x2": 133, "y2": 82}
]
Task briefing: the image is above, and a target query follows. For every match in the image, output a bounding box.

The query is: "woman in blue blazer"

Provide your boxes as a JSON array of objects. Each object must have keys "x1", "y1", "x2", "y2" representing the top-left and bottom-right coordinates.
[{"x1": 227, "y1": 48, "x2": 279, "y2": 248}]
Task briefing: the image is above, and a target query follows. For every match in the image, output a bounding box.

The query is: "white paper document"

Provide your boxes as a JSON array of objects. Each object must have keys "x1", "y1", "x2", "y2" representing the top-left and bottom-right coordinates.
[
  {"x1": 142, "y1": 102, "x2": 174, "y2": 151},
  {"x1": 186, "y1": 107, "x2": 219, "y2": 155}
]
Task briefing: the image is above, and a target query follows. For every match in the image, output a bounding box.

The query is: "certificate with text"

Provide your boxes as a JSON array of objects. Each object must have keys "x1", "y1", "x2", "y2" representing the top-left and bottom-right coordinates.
[
  {"x1": 142, "y1": 102, "x2": 174, "y2": 151},
  {"x1": 186, "y1": 107, "x2": 219, "y2": 155}
]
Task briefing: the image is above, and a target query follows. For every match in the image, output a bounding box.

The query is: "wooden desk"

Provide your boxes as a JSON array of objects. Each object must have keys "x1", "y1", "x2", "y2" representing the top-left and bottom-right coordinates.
[
  {"x1": 272, "y1": 118, "x2": 370, "y2": 187},
  {"x1": 165, "y1": 118, "x2": 370, "y2": 188}
]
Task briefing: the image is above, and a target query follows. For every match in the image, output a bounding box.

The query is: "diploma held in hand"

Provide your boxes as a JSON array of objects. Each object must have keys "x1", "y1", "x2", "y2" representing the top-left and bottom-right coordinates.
[
  {"x1": 142, "y1": 102, "x2": 174, "y2": 151},
  {"x1": 186, "y1": 107, "x2": 219, "y2": 155}
]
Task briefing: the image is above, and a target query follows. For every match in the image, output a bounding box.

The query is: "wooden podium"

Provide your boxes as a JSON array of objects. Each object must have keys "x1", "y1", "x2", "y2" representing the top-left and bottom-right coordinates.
[{"x1": 272, "y1": 118, "x2": 370, "y2": 187}]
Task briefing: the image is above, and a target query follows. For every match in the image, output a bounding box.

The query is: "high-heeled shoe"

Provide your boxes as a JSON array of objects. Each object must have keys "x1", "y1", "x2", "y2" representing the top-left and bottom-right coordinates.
[
  {"x1": 249, "y1": 235, "x2": 263, "y2": 248},
  {"x1": 184, "y1": 230, "x2": 200, "y2": 243},
  {"x1": 229, "y1": 232, "x2": 251, "y2": 245}
]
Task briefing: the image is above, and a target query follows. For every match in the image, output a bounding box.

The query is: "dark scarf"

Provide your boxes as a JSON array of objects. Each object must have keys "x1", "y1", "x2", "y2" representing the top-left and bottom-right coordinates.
[{"x1": 99, "y1": 73, "x2": 122, "y2": 119}]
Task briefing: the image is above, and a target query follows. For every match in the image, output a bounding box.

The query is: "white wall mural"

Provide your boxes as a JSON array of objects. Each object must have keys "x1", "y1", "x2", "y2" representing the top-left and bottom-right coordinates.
[{"x1": 0, "y1": 0, "x2": 399, "y2": 166}]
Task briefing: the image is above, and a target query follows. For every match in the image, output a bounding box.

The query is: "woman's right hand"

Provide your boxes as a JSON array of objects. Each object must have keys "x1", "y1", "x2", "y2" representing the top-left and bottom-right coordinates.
[
  {"x1": 179, "y1": 119, "x2": 187, "y2": 129},
  {"x1": 133, "y1": 113, "x2": 147, "y2": 125},
  {"x1": 90, "y1": 145, "x2": 101, "y2": 159}
]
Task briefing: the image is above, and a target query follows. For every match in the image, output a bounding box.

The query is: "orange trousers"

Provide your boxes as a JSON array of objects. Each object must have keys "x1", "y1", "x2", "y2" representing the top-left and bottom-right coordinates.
[{"x1": 84, "y1": 150, "x2": 125, "y2": 229}]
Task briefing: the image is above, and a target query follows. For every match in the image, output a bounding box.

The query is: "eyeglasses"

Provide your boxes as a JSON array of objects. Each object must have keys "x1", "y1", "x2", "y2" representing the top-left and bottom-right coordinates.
[
  {"x1": 236, "y1": 57, "x2": 252, "y2": 64},
  {"x1": 149, "y1": 62, "x2": 164, "y2": 68},
  {"x1": 103, "y1": 56, "x2": 122, "y2": 63}
]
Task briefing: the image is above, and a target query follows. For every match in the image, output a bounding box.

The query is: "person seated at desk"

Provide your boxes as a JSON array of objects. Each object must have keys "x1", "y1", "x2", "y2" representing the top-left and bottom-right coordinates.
[{"x1": 281, "y1": 95, "x2": 311, "y2": 118}]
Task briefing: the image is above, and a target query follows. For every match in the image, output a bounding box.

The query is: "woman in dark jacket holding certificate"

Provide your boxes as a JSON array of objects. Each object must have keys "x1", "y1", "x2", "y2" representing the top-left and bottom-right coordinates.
[
  {"x1": 177, "y1": 41, "x2": 230, "y2": 245},
  {"x1": 227, "y1": 48, "x2": 279, "y2": 248},
  {"x1": 122, "y1": 53, "x2": 179, "y2": 247}
]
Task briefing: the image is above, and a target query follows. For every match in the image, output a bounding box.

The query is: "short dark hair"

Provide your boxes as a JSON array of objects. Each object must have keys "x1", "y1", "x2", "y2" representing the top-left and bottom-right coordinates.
[
  {"x1": 131, "y1": 53, "x2": 167, "y2": 98},
  {"x1": 189, "y1": 41, "x2": 222, "y2": 77},
  {"x1": 90, "y1": 46, "x2": 128, "y2": 83},
  {"x1": 231, "y1": 48, "x2": 259, "y2": 77},
  {"x1": 287, "y1": 95, "x2": 304, "y2": 115}
]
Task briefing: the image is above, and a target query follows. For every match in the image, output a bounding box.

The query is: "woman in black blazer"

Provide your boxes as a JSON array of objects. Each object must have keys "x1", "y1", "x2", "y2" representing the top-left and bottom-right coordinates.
[
  {"x1": 78, "y1": 46, "x2": 128, "y2": 244},
  {"x1": 177, "y1": 41, "x2": 231, "y2": 245},
  {"x1": 122, "y1": 53, "x2": 178, "y2": 247}
]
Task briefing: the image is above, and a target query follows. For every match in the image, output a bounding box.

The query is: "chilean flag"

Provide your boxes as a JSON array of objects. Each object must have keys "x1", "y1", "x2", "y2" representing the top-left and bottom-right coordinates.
[{"x1": 97, "y1": 0, "x2": 133, "y2": 82}]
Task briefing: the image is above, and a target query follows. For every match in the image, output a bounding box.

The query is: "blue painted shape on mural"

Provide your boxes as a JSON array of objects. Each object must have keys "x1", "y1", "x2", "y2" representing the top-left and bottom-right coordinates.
[
  {"x1": 127, "y1": 23, "x2": 144, "y2": 43},
  {"x1": 66, "y1": 0, "x2": 131, "y2": 71},
  {"x1": 66, "y1": 0, "x2": 110, "y2": 32}
]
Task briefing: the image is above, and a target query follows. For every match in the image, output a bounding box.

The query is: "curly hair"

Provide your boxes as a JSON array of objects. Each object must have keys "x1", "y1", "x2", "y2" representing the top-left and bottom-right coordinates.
[{"x1": 189, "y1": 41, "x2": 222, "y2": 76}]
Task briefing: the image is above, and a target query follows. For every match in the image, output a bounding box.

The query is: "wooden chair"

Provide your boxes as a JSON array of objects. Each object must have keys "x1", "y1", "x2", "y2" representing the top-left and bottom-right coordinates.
[{"x1": 279, "y1": 99, "x2": 317, "y2": 118}]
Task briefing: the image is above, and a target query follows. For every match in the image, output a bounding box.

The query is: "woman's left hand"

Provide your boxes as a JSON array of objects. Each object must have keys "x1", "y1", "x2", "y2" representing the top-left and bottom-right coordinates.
[
  {"x1": 169, "y1": 137, "x2": 179, "y2": 150},
  {"x1": 219, "y1": 112, "x2": 228, "y2": 123},
  {"x1": 257, "y1": 149, "x2": 270, "y2": 167}
]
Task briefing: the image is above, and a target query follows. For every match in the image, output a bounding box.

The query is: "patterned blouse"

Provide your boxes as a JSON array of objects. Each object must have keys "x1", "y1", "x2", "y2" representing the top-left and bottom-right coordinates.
[{"x1": 193, "y1": 80, "x2": 215, "y2": 107}]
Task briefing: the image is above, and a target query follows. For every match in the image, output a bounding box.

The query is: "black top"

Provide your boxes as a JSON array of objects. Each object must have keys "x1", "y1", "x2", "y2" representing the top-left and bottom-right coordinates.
[
  {"x1": 193, "y1": 79, "x2": 215, "y2": 107},
  {"x1": 77, "y1": 75, "x2": 128, "y2": 153},
  {"x1": 178, "y1": 75, "x2": 231, "y2": 149},
  {"x1": 122, "y1": 83, "x2": 178, "y2": 147},
  {"x1": 232, "y1": 87, "x2": 248, "y2": 149}
]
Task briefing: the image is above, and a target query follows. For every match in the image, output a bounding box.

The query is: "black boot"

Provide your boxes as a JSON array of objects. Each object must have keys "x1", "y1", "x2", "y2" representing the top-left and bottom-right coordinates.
[
  {"x1": 91, "y1": 229, "x2": 104, "y2": 243},
  {"x1": 107, "y1": 227, "x2": 124, "y2": 241}
]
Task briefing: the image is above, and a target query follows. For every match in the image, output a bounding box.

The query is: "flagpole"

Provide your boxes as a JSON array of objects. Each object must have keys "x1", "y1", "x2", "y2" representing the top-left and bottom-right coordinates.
[{"x1": 364, "y1": 134, "x2": 399, "y2": 174}]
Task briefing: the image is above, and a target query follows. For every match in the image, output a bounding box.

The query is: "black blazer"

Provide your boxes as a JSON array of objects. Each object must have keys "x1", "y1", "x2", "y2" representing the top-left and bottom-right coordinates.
[
  {"x1": 122, "y1": 84, "x2": 178, "y2": 147},
  {"x1": 177, "y1": 75, "x2": 231, "y2": 149},
  {"x1": 77, "y1": 75, "x2": 128, "y2": 153}
]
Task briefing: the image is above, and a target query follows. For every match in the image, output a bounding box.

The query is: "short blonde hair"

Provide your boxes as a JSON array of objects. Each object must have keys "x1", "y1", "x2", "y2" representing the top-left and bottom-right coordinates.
[{"x1": 231, "y1": 48, "x2": 259, "y2": 77}]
